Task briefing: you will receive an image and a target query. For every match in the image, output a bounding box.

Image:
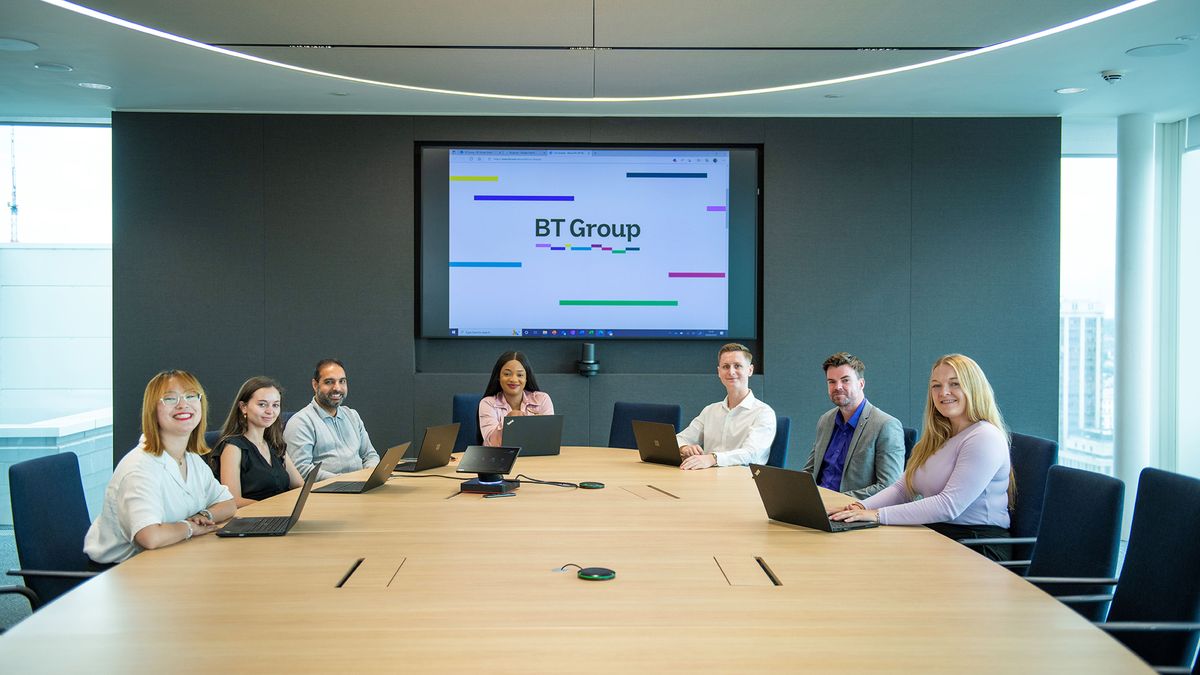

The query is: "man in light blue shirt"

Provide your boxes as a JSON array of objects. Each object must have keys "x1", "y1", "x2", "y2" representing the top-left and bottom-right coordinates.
[{"x1": 285, "y1": 358, "x2": 380, "y2": 481}]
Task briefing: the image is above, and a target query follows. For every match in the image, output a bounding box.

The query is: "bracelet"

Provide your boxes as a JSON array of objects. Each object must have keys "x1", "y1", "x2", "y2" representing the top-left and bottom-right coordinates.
[
  {"x1": 181, "y1": 520, "x2": 193, "y2": 540},
  {"x1": 197, "y1": 509, "x2": 213, "y2": 521}
]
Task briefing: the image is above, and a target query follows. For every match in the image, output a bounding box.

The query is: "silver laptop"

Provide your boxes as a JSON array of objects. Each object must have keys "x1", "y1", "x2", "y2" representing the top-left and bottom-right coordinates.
[
  {"x1": 218, "y1": 461, "x2": 321, "y2": 537},
  {"x1": 501, "y1": 415, "x2": 564, "y2": 457},
  {"x1": 313, "y1": 442, "x2": 410, "y2": 493},
  {"x1": 394, "y1": 422, "x2": 460, "y2": 472},
  {"x1": 632, "y1": 420, "x2": 682, "y2": 466},
  {"x1": 750, "y1": 463, "x2": 879, "y2": 532}
]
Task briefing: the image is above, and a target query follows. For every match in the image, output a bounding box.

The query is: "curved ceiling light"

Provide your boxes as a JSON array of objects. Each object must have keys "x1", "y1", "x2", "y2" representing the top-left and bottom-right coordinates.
[{"x1": 43, "y1": 0, "x2": 1157, "y2": 103}]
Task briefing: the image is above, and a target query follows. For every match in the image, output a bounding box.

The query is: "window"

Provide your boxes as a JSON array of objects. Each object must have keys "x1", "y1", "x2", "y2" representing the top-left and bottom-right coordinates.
[
  {"x1": 1059, "y1": 157, "x2": 1116, "y2": 475},
  {"x1": 1177, "y1": 144, "x2": 1200, "y2": 478}
]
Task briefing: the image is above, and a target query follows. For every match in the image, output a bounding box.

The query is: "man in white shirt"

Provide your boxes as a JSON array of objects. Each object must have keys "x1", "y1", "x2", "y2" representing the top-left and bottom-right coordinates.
[
  {"x1": 676, "y1": 343, "x2": 776, "y2": 470},
  {"x1": 285, "y1": 358, "x2": 380, "y2": 481}
]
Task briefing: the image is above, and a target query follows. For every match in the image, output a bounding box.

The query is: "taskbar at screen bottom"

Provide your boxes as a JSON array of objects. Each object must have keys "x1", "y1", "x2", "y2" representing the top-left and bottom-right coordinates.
[{"x1": 447, "y1": 328, "x2": 730, "y2": 338}]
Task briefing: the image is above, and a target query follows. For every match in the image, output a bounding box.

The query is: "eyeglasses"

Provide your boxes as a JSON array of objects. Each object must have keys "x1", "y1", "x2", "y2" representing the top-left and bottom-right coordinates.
[{"x1": 160, "y1": 392, "x2": 202, "y2": 407}]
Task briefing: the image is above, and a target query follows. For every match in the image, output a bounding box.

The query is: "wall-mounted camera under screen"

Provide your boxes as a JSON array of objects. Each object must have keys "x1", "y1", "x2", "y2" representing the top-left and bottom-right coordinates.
[
  {"x1": 419, "y1": 144, "x2": 761, "y2": 339},
  {"x1": 457, "y1": 445, "x2": 521, "y2": 494}
]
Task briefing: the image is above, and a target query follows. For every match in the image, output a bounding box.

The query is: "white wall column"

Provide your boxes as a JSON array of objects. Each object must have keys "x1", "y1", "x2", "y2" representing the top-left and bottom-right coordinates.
[{"x1": 1114, "y1": 113, "x2": 1155, "y2": 527}]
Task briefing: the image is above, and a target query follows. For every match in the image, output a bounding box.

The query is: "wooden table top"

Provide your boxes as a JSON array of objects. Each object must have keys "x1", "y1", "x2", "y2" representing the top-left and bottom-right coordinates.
[{"x1": 0, "y1": 447, "x2": 1151, "y2": 673}]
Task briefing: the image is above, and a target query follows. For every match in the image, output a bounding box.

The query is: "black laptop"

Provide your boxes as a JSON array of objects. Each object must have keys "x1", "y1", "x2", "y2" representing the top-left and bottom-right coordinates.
[
  {"x1": 394, "y1": 422, "x2": 460, "y2": 472},
  {"x1": 501, "y1": 415, "x2": 564, "y2": 457},
  {"x1": 313, "y1": 442, "x2": 410, "y2": 493},
  {"x1": 632, "y1": 420, "x2": 682, "y2": 467},
  {"x1": 749, "y1": 463, "x2": 879, "y2": 533},
  {"x1": 217, "y1": 461, "x2": 321, "y2": 537}
]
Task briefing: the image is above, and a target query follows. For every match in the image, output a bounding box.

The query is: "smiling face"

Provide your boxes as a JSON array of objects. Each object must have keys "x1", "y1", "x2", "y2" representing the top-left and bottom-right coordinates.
[
  {"x1": 156, "y1": 377, "x2": 203, "y2": 438},
  {"x1": 826, "y1": 364, "x2": 865, "y2": 411},
  {"x1": 312, "y1": 363, "x2": 348, "y2": 412},
  {"x1": 240, "y1": 386, "x2": 282, "y2": 431},
  {"x1": 718, "y1": 350, "x2": 753, "y2": 393},
  {"x1": 930, "y1": 362, "x2": 970, "y2": 430},
  {"x1": 499, "y1": 359, "x2": 527, "y2": 396}
]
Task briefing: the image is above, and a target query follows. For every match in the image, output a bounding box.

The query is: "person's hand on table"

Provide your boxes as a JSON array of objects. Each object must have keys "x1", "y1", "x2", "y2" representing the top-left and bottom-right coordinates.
[
  {"x1": 679, "y1": 444, "x2": 703, "y2": 457},
  {"x1": 825, "y1": 501, "x2": 863, "y2": 516},
  {"x1": 680, "y1": 453, "x2": 717, "y2": 470}
]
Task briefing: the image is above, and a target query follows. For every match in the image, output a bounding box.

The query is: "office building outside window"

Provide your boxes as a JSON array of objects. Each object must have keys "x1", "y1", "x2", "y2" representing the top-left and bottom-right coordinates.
[{"x1": 1059, "y1": 157, "x2": 1116, "y2": 475}]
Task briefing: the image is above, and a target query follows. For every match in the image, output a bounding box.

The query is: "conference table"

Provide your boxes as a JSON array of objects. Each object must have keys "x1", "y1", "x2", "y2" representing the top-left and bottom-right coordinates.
[{"x1": 0, "y1": 446, "x2": 1151, "y2": 673}]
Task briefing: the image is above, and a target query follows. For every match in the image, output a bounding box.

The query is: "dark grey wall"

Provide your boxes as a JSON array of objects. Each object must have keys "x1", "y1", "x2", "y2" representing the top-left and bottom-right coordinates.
[{"x1": 113, "y1": 113, "x2": 1059, "y2": 469}]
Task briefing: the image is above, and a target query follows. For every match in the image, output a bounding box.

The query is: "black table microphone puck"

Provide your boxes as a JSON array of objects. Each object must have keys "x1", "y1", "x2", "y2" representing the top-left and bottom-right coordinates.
[
  {"x1": 579, "y1": 481, "x2": 605, "y2": 489},
  {"x1": 577, "y1": 567, "x2": 616, "y2": 581}
]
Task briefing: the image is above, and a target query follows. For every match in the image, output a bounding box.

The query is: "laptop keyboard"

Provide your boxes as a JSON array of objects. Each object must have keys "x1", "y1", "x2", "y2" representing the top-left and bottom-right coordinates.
[
  {"x1": 322, "y1": 481, "x2": 366, "y2": 492},
  {"x1": 233, "y1": 516, "x2": 290, "y2": 533}
]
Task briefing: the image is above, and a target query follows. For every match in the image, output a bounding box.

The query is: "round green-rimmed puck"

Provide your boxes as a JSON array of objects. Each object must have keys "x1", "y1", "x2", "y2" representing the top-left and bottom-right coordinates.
[
  {"x1": 577, "y1": 567, "x2": 616, "y2": 581},
  {"x1": 579, "y1": 481, "x2": 605, "y2": 489}
]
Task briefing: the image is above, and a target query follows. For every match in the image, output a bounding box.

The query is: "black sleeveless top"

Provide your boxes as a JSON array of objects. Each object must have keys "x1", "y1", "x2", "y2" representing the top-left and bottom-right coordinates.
[{"x1": 213, "y1": 435, "x2": 290, "y2": 501}]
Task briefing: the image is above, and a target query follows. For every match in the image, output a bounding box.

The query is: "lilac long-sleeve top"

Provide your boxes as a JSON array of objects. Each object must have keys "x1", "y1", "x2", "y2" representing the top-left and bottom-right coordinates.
[{"x1": 859, "y1": 421, "x2": 1010, "y2": 528}]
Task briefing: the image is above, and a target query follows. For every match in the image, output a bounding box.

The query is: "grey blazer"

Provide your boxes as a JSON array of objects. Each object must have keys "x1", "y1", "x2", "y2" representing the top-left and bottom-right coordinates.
[{"x1": 801, "y1": 401, "x2": 904, "y2": 500}]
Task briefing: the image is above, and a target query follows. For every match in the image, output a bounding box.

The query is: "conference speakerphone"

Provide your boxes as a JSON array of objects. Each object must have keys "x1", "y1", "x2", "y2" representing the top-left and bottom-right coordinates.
[{"x1": 457, "y1": 445, "x2": 521, "y2": 494}]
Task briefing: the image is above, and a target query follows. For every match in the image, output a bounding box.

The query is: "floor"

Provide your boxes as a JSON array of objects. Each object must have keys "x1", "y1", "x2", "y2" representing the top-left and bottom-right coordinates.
[{"x1": 0, "y1": 529, "x2": 33, "y2": 631}]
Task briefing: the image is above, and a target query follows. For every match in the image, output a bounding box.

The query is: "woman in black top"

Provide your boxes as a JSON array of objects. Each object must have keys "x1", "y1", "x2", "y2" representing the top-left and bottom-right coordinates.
[{"x1": 212, "y1": 376, "x2": 303, "y2": 506}]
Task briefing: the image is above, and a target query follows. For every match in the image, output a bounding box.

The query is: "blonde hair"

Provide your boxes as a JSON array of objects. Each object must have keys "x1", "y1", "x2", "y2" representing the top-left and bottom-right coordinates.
[
  {"x1": 140, "y1": 370, "x2": 211, "y2": 457},
  {"x1": 718, "y1": 343, "x2": 753, "y2": 363},
  {"x1": 905, "y1": 354, "x2": 1014, "y2": 505}
]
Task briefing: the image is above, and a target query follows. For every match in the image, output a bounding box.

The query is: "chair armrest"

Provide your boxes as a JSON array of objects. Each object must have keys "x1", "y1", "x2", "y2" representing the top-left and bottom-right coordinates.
[
  {"x1": 0, "y1": 584, "x2": 40, "y2": 609},
  {"x1": 1097, "y1": 622, "x2": 1200, "y2": 632},
  {"x1": 957, "y1": 537, "x2": 1038, "y2": 546},
  {"x1": 7, "y1": 568, "x2": 99, "y2": 580},
  {"x1": 1056, "y1": 594, "x2": 1114, "y2": 605},
  {"x1": 998, "y1": 559, "x2": 1031, "y2": 569},
  {"x1": 1023, "y1": 576, "x2": 1118, "y2": 585}
]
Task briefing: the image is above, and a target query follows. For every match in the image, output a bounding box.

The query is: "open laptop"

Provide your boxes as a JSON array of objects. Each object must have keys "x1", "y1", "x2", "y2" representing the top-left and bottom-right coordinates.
[
  {"x1": 501, "y1": 414, "x2": 564, "y2": 457},
  {"x1": 632, "y1": 420, "x2": 683, "y2": 467},
  {"x1": 312, "y1": 442, "x2": 410, "y2": 493},
  {"x1": 217, "y1": 461, "x2": 321, "y2": 537},
  {"x1": 394, "y1": 422, "x2": 460, "y2": 472},
  {"x1": 749, "y1": 463, "x2": 879, "y2": 533}
]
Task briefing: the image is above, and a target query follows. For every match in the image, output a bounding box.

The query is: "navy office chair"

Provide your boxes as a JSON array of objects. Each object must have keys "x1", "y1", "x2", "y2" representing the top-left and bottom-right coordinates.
[
  {"x1": 963, "y1": 465, "x2": 1125, "y2": 622},
  {"x1": 767, "y1": 416, "x2": 791, "y2": 468},
  {"x1": 452, "y1": 393, "x2": 483, "y2": 453},
  {"x1": 7, "y1": 452, "x2": 99, "y2": 610},
  {"x1": 204, "y1": 429, "x2": 221, "y2": 448},
  {"x1": 1085, "y1": 468, "x2": 1200, "y2": 674},
  {"x1": 1006, "y1": 432, "x2": 1058, "y2": 560},
  {"x1": 902, "y1": 427, "x2": 917, "y2": 465},
  {"x1": 608, "y1": 401, "x2": 683, "y2": 449}
]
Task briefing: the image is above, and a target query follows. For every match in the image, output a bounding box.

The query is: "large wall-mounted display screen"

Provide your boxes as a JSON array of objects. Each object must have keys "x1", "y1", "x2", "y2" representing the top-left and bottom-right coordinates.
[{"x1": 419, "y1": 144, "x2": 760, "y2": 339}]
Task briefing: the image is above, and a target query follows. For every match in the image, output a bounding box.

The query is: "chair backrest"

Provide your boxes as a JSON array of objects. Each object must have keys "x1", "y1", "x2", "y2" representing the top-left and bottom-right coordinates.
[
  {"x1": 902, "y1": 427, "x2": 917, "y2": 465},
  {"x1": 1025, "y1": 465, "x2": 1124, "y2": 621},
  {"x1": 608, "y1": 402, "x2": 683, "y2": 449},
  {"x1": 203, "y1": 429, "x2": 221, "y2": 449},
  {"x1": 451, "y1": 393, "x2": 483, "y2": 453},
  {"x1": 1107, "y1": 468, "x2": 1200, "y2": 670},
  {"x1": 8, "y1": 452, "x2": 94, "y2": 605},
  {"x1": 767, "y1": 416, "x2": 790, "y2": 468},
  {"x1": 1008, "y1": 432, "x2": 1058, "y2": 556}
]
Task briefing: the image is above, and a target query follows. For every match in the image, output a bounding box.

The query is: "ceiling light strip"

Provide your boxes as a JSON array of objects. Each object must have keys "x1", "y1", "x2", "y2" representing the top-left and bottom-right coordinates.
[{"x1": 41, "y1": 0, "x2": 1157, "y2": 103}]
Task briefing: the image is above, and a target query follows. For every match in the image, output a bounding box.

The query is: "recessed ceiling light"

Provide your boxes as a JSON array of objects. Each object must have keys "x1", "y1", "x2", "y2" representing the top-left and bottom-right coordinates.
[
  {"x1": 330, "y1": 92, "x2": 350, "y2": 96},
  {"x1": 823, "y1": 94, "x2": 843, "y2": 99},
  {"x1": 1177, "y1": 34, "x2": 1198, "y2": 42},
  {"x1": 0, "y1": 37, "x2": 40, "y2": 51},
  {"x1": 1125, "y1": 43, "x2": 1189, "y2": 57},
  {"x1": 77, "y1": 82, "x2": 112, "y2": 90},
  {"x1": 34, "y1": 62, "x2": 74, "y2": 72},
  {"x1": 1055, "y1": 87, "x2": 1087, "y2": 94}
]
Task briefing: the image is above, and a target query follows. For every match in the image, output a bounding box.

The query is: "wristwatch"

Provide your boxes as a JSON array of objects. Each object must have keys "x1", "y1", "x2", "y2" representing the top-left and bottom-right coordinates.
[{"x1": 197, "y1": 509, "x2": 213, "y2": 520}]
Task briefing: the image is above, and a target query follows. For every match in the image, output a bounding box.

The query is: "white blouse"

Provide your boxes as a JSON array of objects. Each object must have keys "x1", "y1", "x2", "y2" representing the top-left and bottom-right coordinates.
[{"x1": 84, "y1": 444, "x2": 233, "y2": 564}]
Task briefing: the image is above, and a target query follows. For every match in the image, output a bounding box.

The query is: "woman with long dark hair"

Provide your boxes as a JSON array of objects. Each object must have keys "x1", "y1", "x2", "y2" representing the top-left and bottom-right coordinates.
[
  {"x1": 478, "y1": 351, "x2": 554, "y2": 446},
  {"x1": 212, "y1": 376, "x2": 303, "y2": 507}
]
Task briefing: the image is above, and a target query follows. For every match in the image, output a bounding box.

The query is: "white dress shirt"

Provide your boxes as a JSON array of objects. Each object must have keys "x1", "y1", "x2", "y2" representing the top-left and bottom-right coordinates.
[
  {"x1": 676, "y1": 389, "x2": 776, "y2": 467},
  {"x1": 84, "y1": 444, "x2": 233, "y2": 564}
]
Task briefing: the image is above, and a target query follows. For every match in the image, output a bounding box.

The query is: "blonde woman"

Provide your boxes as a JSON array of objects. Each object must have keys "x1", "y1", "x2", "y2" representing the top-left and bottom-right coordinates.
[
  {"x1": 84, "y1": 370, "x2": 236, "y2": 565},
  {"x1": 829, "y1": 354, "x2": 1013, "y2": 560}
]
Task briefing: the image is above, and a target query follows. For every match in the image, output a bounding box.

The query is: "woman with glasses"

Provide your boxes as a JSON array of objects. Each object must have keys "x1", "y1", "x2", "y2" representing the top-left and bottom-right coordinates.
[
  {"x1": 84, "y1": 370, "x2": 237, "y2": 565},
  {"x1": 211, "y1": 376, "x2": 303, "y2": 507},
  {"x1": 479, "y1": 351, "x2": 554, "y2": 447}
]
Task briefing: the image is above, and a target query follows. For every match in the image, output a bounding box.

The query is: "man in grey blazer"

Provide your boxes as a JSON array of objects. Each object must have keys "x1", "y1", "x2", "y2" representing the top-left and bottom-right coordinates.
[{"x1": 801, "y1": 352, "x2": 904, "y2": 500}]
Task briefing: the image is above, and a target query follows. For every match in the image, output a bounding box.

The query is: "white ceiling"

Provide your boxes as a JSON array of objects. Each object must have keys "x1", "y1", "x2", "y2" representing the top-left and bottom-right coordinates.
[{"x1": 1, "y1": 0, "x2": 1198, "y2": 121}]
